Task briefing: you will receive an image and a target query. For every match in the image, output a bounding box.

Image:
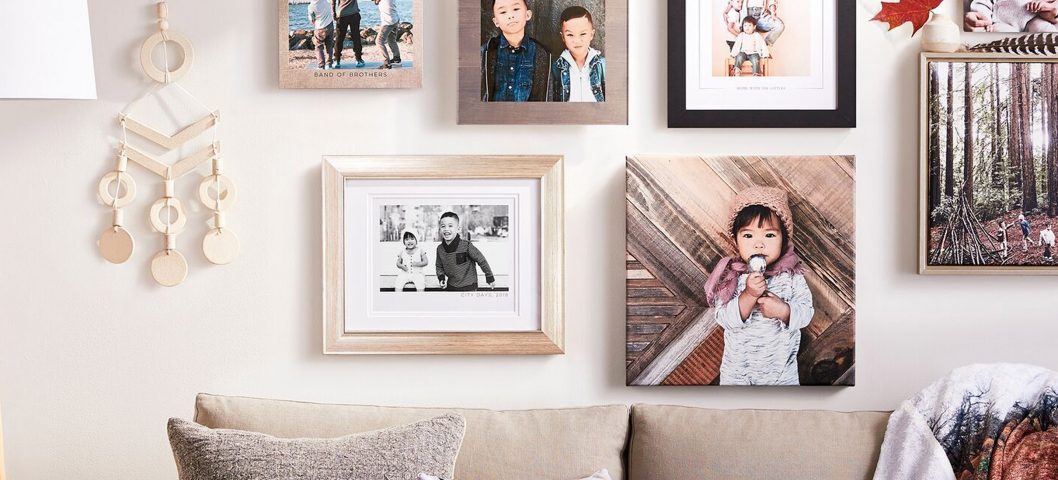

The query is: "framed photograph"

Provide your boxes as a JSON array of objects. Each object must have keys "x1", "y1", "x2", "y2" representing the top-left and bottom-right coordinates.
[
  {"x1": 279, "y1": 0, "x2": 424, "y2": 89},
  {"x1": 668, "y1": 0, "x2": 856, "y2": 128},
  {"x1": 323, "y1": 156, "x2": 564, "y2": 354},
  {"x1": 962, "y1": 0, "x2": 1058, "y2": 32},
  {"x1": 457, "y1": 0, "x2": 628, "y2": 125},
  {"x1": 920, "y1": 53, "x2": 1058, "y2": 274},
  {"x1": 626, "y1": 155, "x2": 855, "y2": 386}
]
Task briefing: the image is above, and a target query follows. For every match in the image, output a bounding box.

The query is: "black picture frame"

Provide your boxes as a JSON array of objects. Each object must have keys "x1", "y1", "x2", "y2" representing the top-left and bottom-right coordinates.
[{"x1": 667, "y1": 0, "x2": 857, "y2": 128}]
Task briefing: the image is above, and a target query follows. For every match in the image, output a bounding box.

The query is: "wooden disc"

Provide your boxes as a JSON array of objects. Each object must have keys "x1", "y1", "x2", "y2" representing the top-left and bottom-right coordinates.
[
  {"x1": 149, "y1": 197, "x2": 187, "y2": 235},
  {"x1": 139, "y1": 31, "x2": 194, "y2": 83},
  {"x1": 202, "y1": 228, "x2": 240, "y2": 265},
  {"x1": 99, "y1": 226, "x2": 134, "y2": 264},
  {"x1": 97, "y1": 172, "x2": 137, "y2": 208},
  {"x1": 198, "y1": 174, "x2": 237, "y2": 211},
  {"x1": 150, "y1": 250, "x2": 188, "y2": 287}
]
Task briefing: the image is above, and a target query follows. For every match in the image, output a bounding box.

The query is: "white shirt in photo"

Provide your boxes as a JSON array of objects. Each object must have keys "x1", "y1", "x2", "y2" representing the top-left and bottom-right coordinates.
[
  {"x1": 308, "y1": 0, "x2": 335, "y2": 29},
  {"x1": 562, "y1": 48, "x2": 600, "y2": 103},
  {"x1": 377, "y1": 0, "x2": 400, "y2": 26}
]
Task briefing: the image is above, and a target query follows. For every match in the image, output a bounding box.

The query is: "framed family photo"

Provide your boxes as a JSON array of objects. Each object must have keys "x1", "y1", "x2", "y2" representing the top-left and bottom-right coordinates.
[
  {"x1": 626, "y1": 155, "x2": 855, "y2": 386},
  {"x1": 323, "y1": 156, "x2": 564, "y2": 354},
  {"x1": 457, "y1": 0, "x2": 628, "y2": 125},
  {"x1": 668, "y1": 0, "x2": 856, "y2": 128},
  {"x1": 920, "y1": 53, "x2": 1058, "y2": 274},
  {"x1": 279, "y1": 0, "x2": 424, "y2": 88}
]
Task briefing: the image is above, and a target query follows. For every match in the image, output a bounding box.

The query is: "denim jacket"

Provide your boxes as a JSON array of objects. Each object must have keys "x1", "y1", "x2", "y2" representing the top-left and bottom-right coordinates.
[
  {"x1": 480, "y1": 34, "x2": 553, "y2": 102},
  {"x1": 550, "y1": 49, "x2": 606, "y2": 102}
]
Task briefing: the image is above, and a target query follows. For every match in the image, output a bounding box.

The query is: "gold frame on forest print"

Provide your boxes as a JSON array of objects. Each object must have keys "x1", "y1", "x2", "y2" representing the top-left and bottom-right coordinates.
[{"x1": 920, "y1": 53, "x2": 1058, "y2": 275}]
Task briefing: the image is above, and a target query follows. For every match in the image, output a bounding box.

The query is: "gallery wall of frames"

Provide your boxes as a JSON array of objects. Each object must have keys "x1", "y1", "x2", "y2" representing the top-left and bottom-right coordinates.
[{"x1": 6, "y1": 0, "x2": 1058, "y2": 477}]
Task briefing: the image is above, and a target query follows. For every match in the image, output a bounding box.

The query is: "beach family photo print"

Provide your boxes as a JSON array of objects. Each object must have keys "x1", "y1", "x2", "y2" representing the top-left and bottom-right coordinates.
[
  {"x1": 279, "y1": 0, "x2": 423, "y2": 88},
  {"x1": 921, "y1": 54, "x2": 1058, "y2": 274},
  {"x1": 323, "y1": 156, "x2": 564, "y2": 354},
  {"x1": 626, "y1": 155, "x2": 855, "y2": 386},
  {"x1": 668, "y1": 0, "x2": 856, "y2": 128},
  {"x1": 458, "y1": 0, "x2": 628, "y2": 124}
]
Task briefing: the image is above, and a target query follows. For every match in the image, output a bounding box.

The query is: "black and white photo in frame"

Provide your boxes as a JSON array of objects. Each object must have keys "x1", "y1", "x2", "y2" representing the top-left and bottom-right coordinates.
[{"x1": 323, "y1": 156, "x2": 564, "y2": 354}]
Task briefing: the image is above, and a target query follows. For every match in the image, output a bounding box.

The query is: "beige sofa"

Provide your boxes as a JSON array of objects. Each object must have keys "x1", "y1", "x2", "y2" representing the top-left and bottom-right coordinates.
[{"x1": 193, "y1": 394, "x2": 890, "y2": 480}]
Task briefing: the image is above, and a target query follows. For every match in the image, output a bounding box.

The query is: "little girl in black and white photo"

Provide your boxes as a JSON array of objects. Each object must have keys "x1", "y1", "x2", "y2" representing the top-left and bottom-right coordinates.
[
  {"x1": 394, "y1": 230, "x2": 428, "y2": 292},
  {"x1": 704, "y1": 186, "x2": 815, "y2": 385}
]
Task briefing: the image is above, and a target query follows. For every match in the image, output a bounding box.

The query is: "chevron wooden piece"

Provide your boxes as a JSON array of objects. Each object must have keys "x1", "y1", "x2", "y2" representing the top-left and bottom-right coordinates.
[
  {"x1": 121, "y1": 142, "x2": 217, "y2": 179},
  {"x1": 625, "y1": 155, "x2": 856, "y2": 386},
  {"x1": 120, "y1": 112, "x2": 218, "y2": 150}
]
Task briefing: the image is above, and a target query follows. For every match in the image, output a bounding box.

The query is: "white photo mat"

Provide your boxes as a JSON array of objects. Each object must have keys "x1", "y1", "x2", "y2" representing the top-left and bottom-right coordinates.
[{"x1": 685, "y1": 0, "x2": 836, "y2": 111}]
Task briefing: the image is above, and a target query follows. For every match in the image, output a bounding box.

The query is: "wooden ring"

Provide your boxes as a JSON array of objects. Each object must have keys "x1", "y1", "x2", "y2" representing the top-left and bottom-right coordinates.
[
  {"x1": 149, "y1": 197, "x2": 187, "y2": 235},
  {"x1": 97, "y1": 172, "x2": 137, "y2": 208},
  {"x1": 139, "y1": 31, "x2": 194, "y2": 83},
  {"x1": 198, "y1": 174, "x2": 237, "y2": 211}
]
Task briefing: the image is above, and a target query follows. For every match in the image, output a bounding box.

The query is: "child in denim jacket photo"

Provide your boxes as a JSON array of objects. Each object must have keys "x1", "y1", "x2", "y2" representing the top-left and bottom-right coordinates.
[
  {"x1": 550, "y1": 6, "x2": 605, "y2": 102},
  {"x1": 481, "y1": 0, "x2": 554, "y2": 102}
]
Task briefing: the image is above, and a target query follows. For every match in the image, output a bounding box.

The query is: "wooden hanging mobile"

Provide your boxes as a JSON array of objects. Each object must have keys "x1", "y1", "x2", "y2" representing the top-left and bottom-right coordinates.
[{"x1": 97, "y1": 1, "x2": 239, "y2": 287}]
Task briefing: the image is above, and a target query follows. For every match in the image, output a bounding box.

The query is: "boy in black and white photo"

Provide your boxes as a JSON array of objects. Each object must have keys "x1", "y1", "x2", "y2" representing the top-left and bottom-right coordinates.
[{"x1": 436, "y1": 212, "x2": 495, "y2": 291}]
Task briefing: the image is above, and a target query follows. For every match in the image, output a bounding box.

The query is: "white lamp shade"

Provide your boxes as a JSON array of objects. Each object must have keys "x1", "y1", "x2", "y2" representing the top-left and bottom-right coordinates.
[{"x1": 0, "y1": 0, "x2": 97, "y2": 99}]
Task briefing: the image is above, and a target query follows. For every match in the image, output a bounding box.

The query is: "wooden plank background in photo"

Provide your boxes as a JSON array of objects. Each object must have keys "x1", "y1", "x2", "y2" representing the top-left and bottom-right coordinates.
[{"x1": 625, "y1": 155, "x2": 856, "y2": 386}]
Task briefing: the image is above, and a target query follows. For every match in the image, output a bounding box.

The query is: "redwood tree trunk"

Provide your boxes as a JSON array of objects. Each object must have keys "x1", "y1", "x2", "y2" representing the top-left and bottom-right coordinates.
[
  {"x1": 946, "y1": 62, "x2": 956, "y2": 199},
  {"x1": 1009, "y1": 64, "x2": 1023, "y2": 209},
  {"x1": 1045, "y1": 63, "x2": 1053, "y2": 215},
  {"x1": 930, "y1": 63, "x2": 942, "y2": 212},
  {"x1": 1022, "y1": 63, "x2": 1038, "y2": 212},
  {"x1": 992, "y1": 63, "x2": 1004, "y2": 189},
  {"x1": 964, "y1": 63, "x2": 975, "y2": 207}
]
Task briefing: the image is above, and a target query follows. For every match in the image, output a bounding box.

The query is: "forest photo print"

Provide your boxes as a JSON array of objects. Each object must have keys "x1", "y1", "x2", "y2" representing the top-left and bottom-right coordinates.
[{"x1": 924, "y1": 58, "x2": 1058, "y2": 270}]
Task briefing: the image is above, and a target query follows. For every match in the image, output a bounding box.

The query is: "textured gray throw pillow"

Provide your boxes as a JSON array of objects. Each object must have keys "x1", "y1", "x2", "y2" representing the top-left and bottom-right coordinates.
[{"x1": 168, "y1": 414, "x2": 465, "y2": 480}]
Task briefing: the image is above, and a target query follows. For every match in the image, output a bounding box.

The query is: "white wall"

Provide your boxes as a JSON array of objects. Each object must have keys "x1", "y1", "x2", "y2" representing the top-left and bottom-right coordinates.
[{"x1": 1, "y1": 1, "x2": 1055, "y2": 478}]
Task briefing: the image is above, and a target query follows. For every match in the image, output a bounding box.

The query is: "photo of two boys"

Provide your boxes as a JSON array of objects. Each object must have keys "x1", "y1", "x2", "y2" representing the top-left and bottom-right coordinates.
[
  {"x1": 480, "y1": 0, "x2": 607, "y2": 102},
  {"x1": 377, "y1": 205, "x2": 512, "y2": 293}
]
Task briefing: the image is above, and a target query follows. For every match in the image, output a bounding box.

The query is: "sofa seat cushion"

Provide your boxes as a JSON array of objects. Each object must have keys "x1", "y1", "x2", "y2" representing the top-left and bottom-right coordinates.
[
  {"x1": 194, "y1": 393, "x2": 629, "y2": 480},
  {"x1": 629, "y1": 404, "x2": 890, "y2": 480}
]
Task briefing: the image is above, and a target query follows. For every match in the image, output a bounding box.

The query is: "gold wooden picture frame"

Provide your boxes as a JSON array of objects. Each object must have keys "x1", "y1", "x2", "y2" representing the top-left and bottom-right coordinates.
[
  {"x1": 919, "y1": 53, "x2": 1058, "y2": 275},
  {"x1": 279, "y1": 0, "x2": 424, "y2": 89},
  {"x1": 323, "y1": 156, "x2": 564, "y2": 354}
]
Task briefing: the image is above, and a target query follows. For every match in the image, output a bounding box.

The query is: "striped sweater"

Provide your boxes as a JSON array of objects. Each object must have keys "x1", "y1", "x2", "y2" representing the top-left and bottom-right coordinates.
[
  {"x1": 714, "y1": 272, "x2": 814, "y2": 385},
  {"x1": 435, "y1": 235, "x2": 495, "y2": 290}
]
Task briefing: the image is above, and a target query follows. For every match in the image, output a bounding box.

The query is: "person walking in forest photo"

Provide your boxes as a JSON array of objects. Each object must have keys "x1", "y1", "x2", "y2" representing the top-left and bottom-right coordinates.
[
  {"x1": 1019, "y1": 214, "x2": 1032, "y2": 253},
  {"x1": 1041, "y1": 224, "x2": 1055, "y2": 262}
]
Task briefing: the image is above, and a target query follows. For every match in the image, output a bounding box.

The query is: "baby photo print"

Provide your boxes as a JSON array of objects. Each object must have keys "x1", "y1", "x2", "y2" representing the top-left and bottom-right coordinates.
[
  {"x1": 963, "y1": 0, "x2": 1058, "y2": 32},
  {"x1": 279, "y1": 0, "x2": 423, "y2": 88},
  {"x1": 626, "y1": 155, "x2": 856, "y2": 386}
]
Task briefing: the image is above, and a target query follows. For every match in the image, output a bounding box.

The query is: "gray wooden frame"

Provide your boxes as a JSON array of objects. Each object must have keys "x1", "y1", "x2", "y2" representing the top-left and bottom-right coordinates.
[
  {"x1": 457, "y1": 0, "x2": 628, "y2": 124},
  {"x1": 278, "y1": 0, "x2": 424, "y2": 89},
  {"x1": 323, "y1": 156, "x2": 565, "y2": 354},
  {"x1": 919, "y1": 53, "x2": 1058, "y2": 275}
]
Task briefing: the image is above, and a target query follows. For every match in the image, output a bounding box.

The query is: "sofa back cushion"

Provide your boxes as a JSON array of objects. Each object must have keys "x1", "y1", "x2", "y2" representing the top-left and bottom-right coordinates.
[
  {"x1": 629, "y1": 404, "x2": 890, "y2": 480},
  {"x1": 194, "y1": 393, "x2": 629, "y2": 480}
]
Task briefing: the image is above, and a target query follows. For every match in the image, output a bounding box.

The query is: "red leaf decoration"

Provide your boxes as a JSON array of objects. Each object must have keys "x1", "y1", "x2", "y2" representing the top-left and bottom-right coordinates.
[{"x1": 872, "y1": 0, "x2": 944, "y2": 35}]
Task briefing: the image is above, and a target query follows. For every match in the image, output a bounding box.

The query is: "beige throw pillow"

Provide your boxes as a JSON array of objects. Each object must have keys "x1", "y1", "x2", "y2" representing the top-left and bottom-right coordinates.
[{"x1": 168, "y1": 414, "x2": 465, "y2": 480}]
